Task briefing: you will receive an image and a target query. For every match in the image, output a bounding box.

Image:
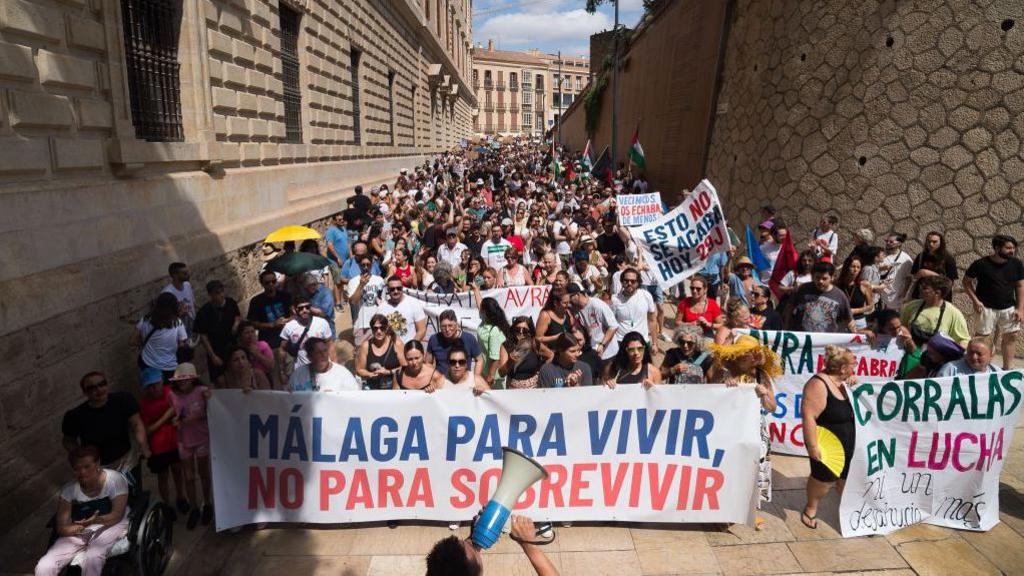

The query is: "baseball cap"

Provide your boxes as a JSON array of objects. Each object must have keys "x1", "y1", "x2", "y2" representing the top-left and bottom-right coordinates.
[
  {"x1": 476, "y1": 178, "x2": 484, "y2": 185},
  {"x1": 567, "y1": 282, "x2": 584, "y2": 295},
  {"x1": 501, "y1": 218, "x2": 513, "y2": 226},
  {"x1": 140, "y1": 367, "x2": 163, "y2": 388}
]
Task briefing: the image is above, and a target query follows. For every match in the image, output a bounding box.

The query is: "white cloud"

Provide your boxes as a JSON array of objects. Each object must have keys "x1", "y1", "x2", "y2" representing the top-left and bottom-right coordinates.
[{"x1": 475, "y1": 8, "x2": 613, "y2": 49}]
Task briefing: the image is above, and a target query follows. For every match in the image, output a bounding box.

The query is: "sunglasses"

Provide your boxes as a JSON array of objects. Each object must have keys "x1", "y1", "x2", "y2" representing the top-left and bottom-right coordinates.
[
  {"x1": 513, "y1": 326, "x2": 530, "y2": 334},
  {"x1": 679, "y1": 340, "x2": 696, "y2": 347},
  {"x1": 387, "y1": 286, "x2": 403, "y2": 292},
  {"x1": 371, "y1": 324, "x2": 386, "y2": 331},
  {"x1": 626, "y1": 346, "x2": 645, "y2": 353},
  {"x1": 83, "y1": 380, "x2": 109, "y2": 393},
  {"x1": 449, "y1": 359, "x2": 468, "y2": 366},
  {"x1": 691, "y1": 286, "x2": 705, "y2": 292},
  {"x1": 296, "y1": 305, "x2": 311, "y2": 311},
  {"x1": 622, "y1": 278, "x2": 639, "y2": 284}
]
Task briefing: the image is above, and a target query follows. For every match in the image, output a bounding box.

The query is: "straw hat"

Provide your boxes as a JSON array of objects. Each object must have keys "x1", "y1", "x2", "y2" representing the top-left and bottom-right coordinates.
[
  {"x1": 709, "y1": 335, "x2": 782, "y2": 379},
  {"x1": 169, "y1": 363, "x2": 200, "y2": 381}
]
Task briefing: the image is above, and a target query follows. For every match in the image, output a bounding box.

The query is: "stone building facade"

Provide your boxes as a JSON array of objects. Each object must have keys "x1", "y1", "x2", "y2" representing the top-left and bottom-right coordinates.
[
  {"x1": 0, "y1": 0, "x2": 473, "y2": 523},
  {"x1": 472, "y1": 40, "x2": 589, "y2": 136}
]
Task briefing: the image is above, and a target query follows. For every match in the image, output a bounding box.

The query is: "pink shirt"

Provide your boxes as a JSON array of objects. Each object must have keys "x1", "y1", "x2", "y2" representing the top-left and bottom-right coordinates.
[{"x1": 170, "y1": 386, "x2": 209, "y2": 449}]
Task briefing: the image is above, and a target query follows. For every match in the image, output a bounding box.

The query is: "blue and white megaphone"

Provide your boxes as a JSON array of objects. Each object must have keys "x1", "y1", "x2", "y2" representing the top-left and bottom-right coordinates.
[{"x1": 470, "y1": 447, "x2": 548, "y2": 549}]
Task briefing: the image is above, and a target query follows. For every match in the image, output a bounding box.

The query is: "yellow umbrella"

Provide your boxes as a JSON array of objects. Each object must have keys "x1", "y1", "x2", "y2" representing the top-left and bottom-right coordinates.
[{"x1": 265, "y1": 225, "x2": 320, "y2": 243}]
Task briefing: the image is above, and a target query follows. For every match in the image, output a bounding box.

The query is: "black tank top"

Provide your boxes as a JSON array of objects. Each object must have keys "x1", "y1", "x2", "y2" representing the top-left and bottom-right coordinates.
[
  {"x1": 812, "y1": 375, "x2": 854, "y2": 427},
  {"x1": 544, "y1": 313, "x2": 573, "y2": 337},
  {"x1": 616, "y1": 364, "x2": 648, "y2": 385},
  {"x1": 847, "y1": 283, "x2": 867, "y2": 319},
  {"x1": 365, "y1": 338, "x2": 399, "y2": 390}
]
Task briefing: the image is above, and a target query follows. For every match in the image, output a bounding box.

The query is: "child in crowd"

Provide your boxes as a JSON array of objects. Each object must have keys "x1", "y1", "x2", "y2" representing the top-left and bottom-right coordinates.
[
  {"x1": 169, "y1": 363, "x2": 213, "y2": 530},
  {"x1": 138, "y1": 367, "x2": 186, "y2": 520}
]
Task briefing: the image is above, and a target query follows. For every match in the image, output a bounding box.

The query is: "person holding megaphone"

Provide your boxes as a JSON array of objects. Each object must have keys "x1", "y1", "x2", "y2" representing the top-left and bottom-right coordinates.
[{"x1": 425, "y1": 448, "x2": 559, "y2": 576}]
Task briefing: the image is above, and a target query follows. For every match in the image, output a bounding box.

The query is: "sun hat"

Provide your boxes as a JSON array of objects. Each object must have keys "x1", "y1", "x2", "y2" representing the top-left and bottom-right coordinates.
[
  {"x1": 709, "y1": 335, "x2": 783, "y2": 379},
  {"x1": 169, "y1": 363, "x2": 200, "y2": 381}
]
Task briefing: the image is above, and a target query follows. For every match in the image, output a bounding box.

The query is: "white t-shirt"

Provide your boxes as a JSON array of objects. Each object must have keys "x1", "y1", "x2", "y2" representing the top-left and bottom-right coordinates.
[
  {"x1": 575, "y1": 297, "x2": 615, "y2": 349},
  {"x1": 137, "y1": 318, "x2": 188, "y2": 371},
  {"x1": 781, "y1": 271, "x2": 812, "y2": 289},
  {"x1": 481, "y1": 239, "x2": 513, "y2": 269},
  {"x1": 280, "y1": 317, "x2": 333, "y2": 366},
  {"x1": 60, "y1": 469, "x2": 130, "y2": 522},
  {"x1": 377, "y1": 296, "x2": 427, "y2": 340},
  {"x1": 569, "y1": 264, "x2": 602, "y2": 294},
  {"x1": 761, "y1": 241, "x2": 780, "y2": 281},
  {"x1": 607, "y1": 289, "x2": 656, "y2": 359},
  {"x1": 437, "y1": 243, "x2": 469, "y2": 269},
  {"x1": 813, "y1": 229, "x2": 838, "y2": 258},
  {"x1": 345, "y1": 275, "x2": 385, "y2": 312},
  {"x1": 162, "y1": 282, "x2": 196, "y2": 320},
  {"x1": 289, "y1": 362, "x2": 360, "y2": 392},
  {"x1": 881, "y1": 251, "x2": 914, "y2": 310}
]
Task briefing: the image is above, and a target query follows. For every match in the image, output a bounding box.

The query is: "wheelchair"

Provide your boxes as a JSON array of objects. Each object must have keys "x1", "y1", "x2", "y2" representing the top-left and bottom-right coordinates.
[{"x1": 46, "y1": 476, "x2": 175, "y2": 576}]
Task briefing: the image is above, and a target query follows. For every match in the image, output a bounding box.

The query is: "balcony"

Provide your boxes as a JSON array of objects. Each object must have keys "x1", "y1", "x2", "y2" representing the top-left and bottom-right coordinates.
[
  {"x1": 495, "y1": 81, "x2": 506, "y2": 91},
  {"x1": 535, "y1": 85, "x2": 545, "y2": 92},
  {"x1": 473, "y1": 81, "x2": 480, "y2": 89},
  {"x1": 482, "y1": 103, "x2": 493, "y2": 111},
  {"x1": 483, "y1": 81, "x2": 493, "y2": 90},
  {"x1": 509, "y1": 82, "x2": 519, "y2": 92}
]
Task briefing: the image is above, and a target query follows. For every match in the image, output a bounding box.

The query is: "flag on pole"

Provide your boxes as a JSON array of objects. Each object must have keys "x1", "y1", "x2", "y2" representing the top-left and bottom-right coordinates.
[
  {"x1": 745, "y1": 225, "x2": 772, "y2": 273},
  {"x1": 629, "y1": 128, "x2": 646, "y2": 170},
  {"x1": 549, "y1": 141, "x2": 562, "y2": 179},
  {"x1": 768, "y1": 230, "x2": 800, "y2": 300},
  {"x1": 582, "y1": 139, "x2": 594, "y2": 172},
  {"x1": 591, "y1": 146, "x2": 612, "y2": 183}
]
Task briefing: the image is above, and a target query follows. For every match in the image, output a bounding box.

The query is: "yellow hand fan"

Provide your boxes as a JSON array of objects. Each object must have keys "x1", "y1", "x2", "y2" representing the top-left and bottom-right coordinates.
[{"x1": 816, "y1": 427, "x2": 846, "y2": 477}]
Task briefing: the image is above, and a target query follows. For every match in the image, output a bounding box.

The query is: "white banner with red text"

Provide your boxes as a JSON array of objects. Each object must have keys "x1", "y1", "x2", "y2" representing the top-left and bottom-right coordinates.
[
  {"x1": 628, "y1": 180, "x2": 731, "y2": 290},
  {"x1": 742, "y1": 329, "x2": 905, "y2": 456},
  {"x1": 839, "y1": 370, "x2": 1023, "y2": 536},
  {"x1": 355, "y1": 285, "x2": 550, "y2": 341},
  {"x1": 208, "y1": 386, "x2": 761, "y2": 531}
]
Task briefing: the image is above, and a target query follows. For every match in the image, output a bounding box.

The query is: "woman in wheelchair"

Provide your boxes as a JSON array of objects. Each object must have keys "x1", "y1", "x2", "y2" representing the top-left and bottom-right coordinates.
[{"x1": 36, "y1": 446, "x2": 130, "y2": 576}]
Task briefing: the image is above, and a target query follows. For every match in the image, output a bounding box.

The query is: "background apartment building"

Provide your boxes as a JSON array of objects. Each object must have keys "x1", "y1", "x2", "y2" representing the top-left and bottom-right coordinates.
[
  {"x1": 0, "y1": 0, "x2": 474, "y2": 523},
  {"x1": 472, "y1": 40, "x2": 589, "y2": 136}
]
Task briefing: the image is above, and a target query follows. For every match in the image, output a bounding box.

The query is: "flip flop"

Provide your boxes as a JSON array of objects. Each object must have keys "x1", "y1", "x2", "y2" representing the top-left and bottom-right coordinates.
[
  {"x1": 800, "y1": 508, "x2": 818, "y2": 530},
  {"x1": 755, "y1": 516, "x2": 766, "y2": 531}
]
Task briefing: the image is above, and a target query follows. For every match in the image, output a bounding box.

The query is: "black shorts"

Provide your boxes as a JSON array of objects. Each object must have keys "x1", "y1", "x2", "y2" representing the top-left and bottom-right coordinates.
[
  {"x1": 809, "y1": 455, "x2": 850, "y2": 483},
  {"x1": 148, "y1": 450, "x2": 181, "y2": 474}
]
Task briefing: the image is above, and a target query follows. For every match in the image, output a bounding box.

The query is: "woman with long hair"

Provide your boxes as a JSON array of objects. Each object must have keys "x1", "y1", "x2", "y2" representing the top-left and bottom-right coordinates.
[
  {"x1": 776, "y1": 249, "x2": 817, "y2": 300},
  {"x1": 535, "y1": 287, "x2": 575, "y2": 360},
  {"x1": 907, "y1": 231, "x2": 958, "y2": 301},
  {"x1": 236, "y1": 321, "x2": 277, "y2": 387},
  {"x1": 388, "y1": 247, "x2": 417, "y2": 288},
  {"x1": 538, "y1": 332, "x2": 594, "y2": 387},
  {"x1": 395, "y1": 341, "x2": 444, "y2": 392},
  {"x1": 135, "y1": 292, "x2": 189, "y2": 379},
  {"x1": 216, "y1": 346, "x2": 271, "y2": 391},
  {"x1": 418, "y1": 252, "x2": 438, "y2": 290},
  {"x1": 571, "y1": 325, "x2": 603, "y2": 383},
  {"x1": 748, "y1": 285, "x2": 783, "y2": 330},
  {"x1": 356, "y1": 313, "x2": 406, "y2": 390},
  {"x1": 604, "y1": 331, "x2": 661, "y2": 388},
  {"x1": 499, "y1": 316, "x2": 544, "y2": 389},
  {"x1": 477, "y1": 297, "x2": 511, "y2": 389},
  {"x1": 660, "y1": 325, "x2": 712, "y2": 384},
  {"x1": 836, "y1": 255, "x2": 874, "y2": 329},
  {"x1": 709, "y1": 335, "x2": 782, "y2": 530},
  {"x1": 715, "y1": 299, "x2": 754, "y2": 345}
]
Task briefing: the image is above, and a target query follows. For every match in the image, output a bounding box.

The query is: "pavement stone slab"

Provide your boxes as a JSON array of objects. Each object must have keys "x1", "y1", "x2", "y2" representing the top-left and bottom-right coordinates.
[
  {"x1": 713, "y1": 542, "x2": 802, "y2": 576},
  {"x1": 631, "y1": 526, "x2": 719, "y2": 574},
  {"x1": 960, "y1": 522, "x2": 1024, "y2": 575},
  {"x1": 895, "y1": 539, "x2": 1002, "y2": 575},
  {"x1": 253, "y1": 555, "x2": 370, "y2": 576},
  {"x1": 558, "y1": 550, "x2": 643, "y2": 575},
  {"x1": 705, "y1": 502, "x2": 797, "y2": 546},
  {"x1": 787, "y1": 537, "x2": 907, "y2": 572},
  {"x1": 883, "y1": 521, "x2": 958, "y2": 545}
]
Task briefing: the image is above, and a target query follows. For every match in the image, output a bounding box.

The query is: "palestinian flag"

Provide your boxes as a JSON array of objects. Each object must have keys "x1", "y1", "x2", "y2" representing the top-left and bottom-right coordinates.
[
  {"x1": 629, "y1": 128, "x2": 646, "y2": 170},
  {"x1": 581, "y1": 139, "x2": 594, "y2": 172},
  {"x1": 550, "y1": 141, "x2": 562, "y2": 179}
]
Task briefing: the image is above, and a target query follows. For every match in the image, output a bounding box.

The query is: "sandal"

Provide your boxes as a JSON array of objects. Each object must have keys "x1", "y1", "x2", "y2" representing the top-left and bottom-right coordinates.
[
  {"x1": 755, "y1": 516, "x2": 766, "y2": 531},
  {"x1": 800, "y1": 508, "x2": 818, "y2": 530}
]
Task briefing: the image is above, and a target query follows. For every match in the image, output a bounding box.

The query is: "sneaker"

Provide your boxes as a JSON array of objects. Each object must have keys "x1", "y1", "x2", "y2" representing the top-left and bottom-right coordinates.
[
  {"x1": 176, "y1": 498, "x2": 190, "y2": 515},
  {"x1": 659, "y1": 333, "x2": 672, "y2": 342},
  {"x1": 448, "y1": 522, "x2": 460, "y2": 531},
  {"x1": 186, "y1": 507, "x2": 201, "y2": 530},
  {"x1": 561, "y1": 521, "x2": 573, "y2": 528},
  {"x1": 201, "y1": 504, "x2": 213, "y2": 525}
]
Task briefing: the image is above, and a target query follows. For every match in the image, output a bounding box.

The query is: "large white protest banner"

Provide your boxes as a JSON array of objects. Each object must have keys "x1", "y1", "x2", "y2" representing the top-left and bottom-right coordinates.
[
  {"x1": 839, "y1": 370, "x2": 1024, "y2": 537},
  {"x1": 743, "y1": 329, "x2": 904, "y2": 456},
  {"x1": 209, "y1": 386, "x2": 761, "y2": 531},
  {"x1": 618, "y1": 193, "x2": 664, "y2": 226},
  {"x1": 355, "y1": 285, "x2": 550, "y2": 338},
  {"x1": 629, "y1": 180, "x2": 731, "y2": 290}
]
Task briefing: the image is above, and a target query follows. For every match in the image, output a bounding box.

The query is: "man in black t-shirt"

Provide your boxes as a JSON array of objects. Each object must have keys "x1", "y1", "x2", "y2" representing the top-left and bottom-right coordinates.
[
  {"x1": 596, "y1": 215, "x2": 626, "y2": 265},
  {"x1": 783, "y1": 262, "x2": 857, "y2": 333},
  {"x1": 62, "y1": 372, "x2": 149, "y2": 470},
  {"x1": 247, "y1": 270, "x2": 293, "y2": 349},
  {"x1": 964, "y1": 235, "x2": 1024, "y2": 370},
  {"x1": 351, "y1": 184, "x2": 372, "y2": 215},
  {"x1": 195, "y1": 279, "x2": 241, "y2": 380}
]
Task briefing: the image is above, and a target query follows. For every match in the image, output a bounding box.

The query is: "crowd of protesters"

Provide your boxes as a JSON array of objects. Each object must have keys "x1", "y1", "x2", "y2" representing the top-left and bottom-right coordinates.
[{"x1": 45, "y1": 136, "x2": 1023, "y2": 575}]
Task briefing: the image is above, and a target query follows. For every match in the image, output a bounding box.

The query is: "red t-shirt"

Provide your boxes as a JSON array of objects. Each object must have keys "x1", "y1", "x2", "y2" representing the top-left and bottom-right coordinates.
[
  {"x1": 676, "y1": 297, "x2": 722, "y2": 325},
  {"x1": 506, "y1": 235, "x2": 525, "y2": 253},
  {"x1": 139, "y1": 385, "x2": 177, "y2": 455}
]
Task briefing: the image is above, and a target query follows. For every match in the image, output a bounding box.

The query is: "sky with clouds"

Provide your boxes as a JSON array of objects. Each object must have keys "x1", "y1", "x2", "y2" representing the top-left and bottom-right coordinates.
[{"x1": 472, "y1": 0, "x2": 646, "y2": 58}]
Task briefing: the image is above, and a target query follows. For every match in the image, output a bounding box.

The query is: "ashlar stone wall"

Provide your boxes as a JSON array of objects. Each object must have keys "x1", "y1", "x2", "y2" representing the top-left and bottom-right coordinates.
[{"x1": 707, "y1": 0, "x2": 1023, "y2": 270}]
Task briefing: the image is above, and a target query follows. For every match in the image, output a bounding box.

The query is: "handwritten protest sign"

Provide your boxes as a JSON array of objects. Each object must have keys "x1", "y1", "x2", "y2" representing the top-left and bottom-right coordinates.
[
  {"x1": 744, "y1": 329, "x2": 904, "y2": 456},
  {"x1": 355, "y1": 285, "x2": 550, "y2": 339},
  {"x1": 209, "y1": 386, "x2": 761, "y2": 530},
  {"x1": 839, "y1": 370, "x2": 1024, "y2": 536},
  {"x1": 618, "y1": 193, "x2": 664, "y2": 226},
  {"x1": 629, "y1": 180, "x2": 731, "y2": 290}
]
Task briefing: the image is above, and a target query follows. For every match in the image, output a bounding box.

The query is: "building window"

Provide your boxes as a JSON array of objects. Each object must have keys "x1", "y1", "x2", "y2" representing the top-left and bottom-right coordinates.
[
  {"x1": 279, "y1": 4, "x2": 302, "y2": 143},
  {"x1": 120, "y1": 0, "x2": 184, "y2": 141},
  {"x1": 484, "y1": 70, "x2": 492, "y2": 89},
  {"x1": 473, "y1": 69, "x2": 478, "y2": 87},
  {"x1": 350, "y1": 48, "x2": 362, "y2": 144},
  {"x1": 410, "y1": 85, "x2": 417, "y2": 146},
  {"x1": 388, "y1": 71, "x2": 396, "y2": 146}
]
